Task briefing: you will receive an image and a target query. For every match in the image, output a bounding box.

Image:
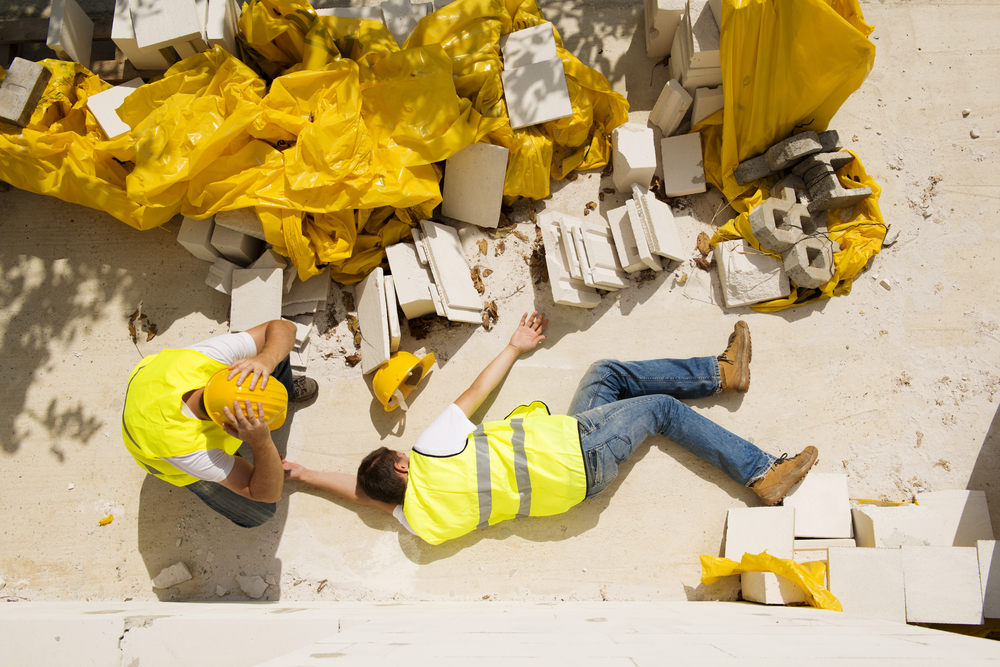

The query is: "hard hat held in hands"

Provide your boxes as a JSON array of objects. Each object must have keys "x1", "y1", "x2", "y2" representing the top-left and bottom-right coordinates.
[
  {"x1": 373, "y1": 351, "x2": 435, "y2": 412},
  {"x1": 203, "y1": 368, "x2": 289, "y2": 430}
]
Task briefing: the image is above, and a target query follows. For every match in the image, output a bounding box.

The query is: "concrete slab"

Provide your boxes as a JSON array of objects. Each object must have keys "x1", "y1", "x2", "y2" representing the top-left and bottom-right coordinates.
[
  {"x1": 502, "y1": 57, "x2": 574, "y2": 130},
  {"x1": 660, "y1": 132, "x2": 707, "y2": 196},
  {"x1": 916, "y1": 490, "x2": 995, "y2": 547},
  {"x1": 852, "y1": 504, "x2": 949, "y2": 549},
  {"x1": 230, "y1": 268, "x2": 282, "y2": 333},
  {"x1": 499, "y1": 22, "x2": 558, "y2": 69},
  {"x1": 612, "y1": 123, "x2": 657, "y2": 192},
  {"x1": 47, "y1": 0, "x2": 94, "y2": 65},
  {"x1": 113, "y1": 0, "x2": 173, "y2": 70},
  {"x1": 902, "y1": 546, "x2": 984, "y2": 625},
  {"x1": 86, "y1": 78, "x2": 143, "y2": 139},
  {"x1": 828, "y1": 548, "x2": 906, "y2": 624},
  {"x1": 128, "y1": 0, "x2": 203, "y2": 51},
  {"x1": 442, "y1": 143, "x2": 508, "y2": 229},
  {"x1": 783, "y1": 472, "x2": 853, "y2": 539},
  {"x1": 724, "y1": 507, "x2": 795, "y2": 560},
  {"x1": 356, "y1": 268, "x2": 391, "y2": 375}
]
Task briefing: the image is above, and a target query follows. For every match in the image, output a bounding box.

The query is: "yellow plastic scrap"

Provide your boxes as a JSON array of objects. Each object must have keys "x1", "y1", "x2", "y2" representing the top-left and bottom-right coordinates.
[
  {"x1": 700, "y1": 552, "x2": 843, "y2": 611},
  {"x1": 98, "y1": 514, "x2": 114, "y2": 526}
]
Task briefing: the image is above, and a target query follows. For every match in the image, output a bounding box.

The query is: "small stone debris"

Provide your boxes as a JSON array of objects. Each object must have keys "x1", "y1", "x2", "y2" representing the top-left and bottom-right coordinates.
[
  {"x1": 216, "y1": 586, "x2": 227, "y2": 597},
  {"x1": 67, "y1": 483, "x2": 74, "y2": 490},
  {"x1": 265, "y1": 574, "x2": 277, "y2": 585},
  {"x1": 151, "y1": 562, "x2": 192, "y2": 589},
  {"x1": 483, "y1": 268, "x2": 494, "y2": 278},
  {"x1": 236, "y1": 574, "x2": 268, "y2": 599},
  {"x1": 880, "y1": 278, "x2": 893, "y2": 291},
  {"x1": 962, "y1": 108, "x2": 971, "y2": 117},
  {"x1": 970, "y1": 128, "x2": 980, "y2": 139},
  {"x1": 345, "y1": 354, "x2": 361, "y2": 367}
]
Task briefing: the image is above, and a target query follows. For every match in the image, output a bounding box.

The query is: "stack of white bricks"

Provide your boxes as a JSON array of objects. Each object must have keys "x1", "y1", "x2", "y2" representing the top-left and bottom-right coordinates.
[
  {"x1": 111, "y1": 0, "x2": 241, "y2": 70},
  {"x1": 726, "y1": 506, "x2": 805, "y2": 606},
  {"x1": 499, "y1": 22, "x2": 574, "y2": 130},
  {"x1": 668, "y1": 0, "x2": 722, "y2": 95}
]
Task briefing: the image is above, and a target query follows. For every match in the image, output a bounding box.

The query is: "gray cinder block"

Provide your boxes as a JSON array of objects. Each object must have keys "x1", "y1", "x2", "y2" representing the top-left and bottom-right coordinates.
[
  {"x1": 749, "y1": 197, "x2": 799, "y2": 253},
  {"x1": 792, "y1": 152, "x2": 873, "y2": 212},
  {"x1": 733, "y1": 154, "x2": 773, "y2": 186},
  {"x1": 782, "y1": 235, "x2": 837, "y2": 289},
  {"x1": 765, "y1": 130, "x2": 822, "y2": 171},
  {"x1": 0, "y1": 58, "x2": 52, "y2": 127}
]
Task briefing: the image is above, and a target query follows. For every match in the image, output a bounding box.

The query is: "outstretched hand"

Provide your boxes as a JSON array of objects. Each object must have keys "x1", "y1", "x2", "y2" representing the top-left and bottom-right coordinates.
[{"x1": 508, "y1": 311, "x2": 548, "y2": 354}]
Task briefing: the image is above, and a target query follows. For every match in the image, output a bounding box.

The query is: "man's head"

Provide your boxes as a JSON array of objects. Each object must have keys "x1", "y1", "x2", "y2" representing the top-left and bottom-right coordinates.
[{"x1": 357, "y1": 447, "x2": 408, "y2": 505}]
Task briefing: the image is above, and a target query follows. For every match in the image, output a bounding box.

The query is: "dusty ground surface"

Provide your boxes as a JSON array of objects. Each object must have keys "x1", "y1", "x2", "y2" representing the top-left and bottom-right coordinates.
[{"x1": 1, "y1": 0, "x2": 999, "y2": 606}]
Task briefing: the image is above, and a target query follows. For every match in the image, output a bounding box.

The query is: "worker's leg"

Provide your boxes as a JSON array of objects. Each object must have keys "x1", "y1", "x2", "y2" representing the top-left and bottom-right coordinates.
[
  {"x1": 573, "y1": 394, "x2": 775, "y2": 498},
  {"x1": 567, "y1": 357, "x2": 720, "y2": 415},
  {"x1": 270, "y1": 355, "x2": 295, "y2": 397},
  {"x1": 185, "y1": 481, "x2": 276, "y2": 528}
]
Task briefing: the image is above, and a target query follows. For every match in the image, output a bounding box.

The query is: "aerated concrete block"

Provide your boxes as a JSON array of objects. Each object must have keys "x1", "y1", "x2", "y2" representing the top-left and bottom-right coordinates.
[
  {"x1": 538, "y1": 213, "x2": 601, "y2": 308},
  {"x1": 230, "y1": 268, "x2": 283, "y2": 332},
  {"x1": 87, "y1": 78, "x2": 143, "y2": 139},
  {"x1": 178, "y1": 216, "x2": 221, "y2": 262},
  {"x1": 741, "y1": 572, "x2": 807, "y2": 605},
  {"x1": 612, "y1": 123, "x2": 657, "y2": 192},
  {"x1": 685, "y1": 0, "x2": 720, "y2": 69},
  {"x1": 783, "y1": 235, "x2": 836, "y2": 289},
  {"x1": 691, "y1": 85, "x2": 724, "y2": 126},
  {"x1": 284, "y1": 269, "x2": 330, "y2": 307},
  {"x1": 645, "y1": 0, "x2": 685, "y2": 58},
  {"x1": 794, "y1": 538, "x2": 856, "y2": 588},
  {"x1": 724, "y1": 507, "x2": 795, "y2": 561},
  {"x1": 384, "y1": 242, "x2": 436, "y2": 319},
  {"x1": 113, "y1": 0, "x2": 172, "y2": 70},
  {"x1": 660, "y1": 132, "x2": 707, "y2": 196},
  {"x1": 499, "y1": 22, "x2": 558, "y2": 69},
  {"x1": 0, "y1": 58, "x2": 52, "y2": 127},
  {"x1": 418, "y1": 220, "x2": 483, "y2": 324},
  {"x1": 214, "y1": 208, "x2": 267, "y2": 241},
  {"x1": 852, "y1": 504, "x2": 949, "y2": 548},
  {"x1": 47, "y1": 0, "x2": 94, "y2": 65},
  {"x1": 827, "y1": 547, "x2": 906, "y2": 623},
  {"x1": 502, "y1": 57, "x2": 573, "y2": 130},
  {"x1": 783, "y1": 473, "x2": 852, "y2": 539},
  {"x1": 211, "y1": 225, "x2": 263, "y2": 265},
  {"x1": 649, "y1": 79, "x2": 692, "y2": 137},
  {"x1": 916, "y1": 490, "x2": 995, "y2": 547},
  {"x1": 979, "y1": 540, "x2": 1000, "y2": 619},
  {"x1": 765, "y1": 130, "x2": 823, "y2": 171},
  {"x1": 129, "y1": 0, "x2": 203, "y2": 51},
  {"x1": 442, "y1": 143, "x2": 508, "y2": 228},
  {"x1": 249, "y1": 248, "x2": 287, "y2": 271},
  {"x1": 713, "y1": 239, "x2": 790, "y2": 309},
  {"x1": 902, "y1": 546, "x2": 984, "y2": 625},
  {"x1": 606, "y1": 205, "x2": 646, "y2": 273},
  {"x1": 206, "y1": 0, "x2": 238, "y2": 54},
  {"x1": 357, "y1": 267, "x2": 391, "y2": 374},
  {"x1": 631, "y1": 184, "x2": 685, "y2": 262},
  {"x1": 384, "y1": 275, "x2": 401, "y2": 353},
  {"x1": 206, "y1": 257, "x2": 238, "y2": 294}
]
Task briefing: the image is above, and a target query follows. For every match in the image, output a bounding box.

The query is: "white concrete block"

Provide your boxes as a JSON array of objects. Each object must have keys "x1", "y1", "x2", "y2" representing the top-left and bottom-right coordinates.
[
  {"x1": 211, "y1": 225, "x2": 263, "y2": 265},
  {"x1": 612, "y1": 123, "x2": 657, "y2": 193},
  {"x1": 249, "y1": 248, "x2": 287, "y2": 271},
  {"x1": 793, "y1": 538, "x2": 854, "y2": 588},
  {"x1": 230, "y1": 269, "x2": 282, "y2": 332},
  {"x1": 606, "y1": 205, "x2": 647, "y2": 273},
  {"x1": 87, "y1": 78, "x2": 143, "y2": 139},
  {"x1": 316, "y1": 6, "x2": 385, "y2": 20},
  {"x1": 827, "y1": 547, "x2": 906, "y2": 623},
  {"x1": 783, "y1": 472, "x2": 853, "y2": 539},
  {"x1": 206, "y1": 0, "x2": 238, "y2": 54},
  {"x1": 668, "y1": 24, "x2": 685, "y2": 83},
  {"x1": 660, "y1": 132, "x2": 707, "y2": 196},
  {"x1": 281, "y1": 301, "x2": 320, "y2": 318},
  {"x1": 500, "y1": 22, "x2": 558, "y2": 69},
  {"x1": 576, "y1": 220, "x2": 631, "y2": 290},
  {"x1": 645, "y1": 0, "x2": 685, "y2": 59},
  {"x1": 691, "y1": 85, "x2": 724, "y2": 126},
  {"x1": 685, "y1": 0, "x2": 721, "y2": 69},
  {"x1": 173, "y1": 41, "x2": 198, "y2": 59},
  {"x1": 129, "y1": 0, "x2": 203, "y2": 51},
  {"x1": 682, "y1": 66, "x2": 723, "y2": 95},
  {"x1": 502, "y1": 57, "x2": 574, "y2": 130},
  {"x1": 631, "y1": 184, "x2": 685, "y2": 262},
  {"x1": 916, "y1": 490, "x2": 995, "y2": 547},
  {"x1": 794, "y1": 538, "x2": 856, "y2": 550},
  {"x1": 852, "y1": 504, "x2": 949, "y2": 549},
  {"x1": 47, "y1": 0, "x2": 94, "y2": 65},
  {"x1": 0, "y1": 58, "x2": 52, "y2": 127},
  {"x1": 979, "y1": 540, "x2": 1000, "y2": 619},
  {"x1": 418, "y1": 220, "x2": 483, "y2": 324},
  {"x1": 379, "y1": 0, "x2": 433, "y2": 47},
  {"x1": 290, "y1": 348, "x2": 308, "y2": 371},
  {"x1": 282, "y1": 265, "x2": 296, "y2": 294},
  {"x1": 560, "y1": 222, "x2": 584, "y2": 280},
  {"x1": 724, "y1": 507, "x2": 795, "y2": 561},
  {"x1": 741, "y1": 572, "x2": 807, "y2": 605},
  {"x1": 442, "y1": 143, "x2": 508, "y2": 228},
  {"x1": 538, "y1": 213, "x2": 601, "y2": 308},
  {"x1": 384, "y1": 242, "x2": 436, "y2": 319},
  {"x1": 356, "y1": 268, "x2": 391, "y2": 375},
  {"x1": 113, "y1": 0, "x2": 172, "y2": 70},
  {"x1": 178, "y1": 216, "x2": 221, "y2": 262},
  {"x1": 713, "y1": 239, "x2": 790, "y2": 308},
  {"x1": 206, "y1": 257, "x2": 238, "y2": 294},
  {"x1": 289, "y1": 320, "x2": 311, "y2": 349},
  {"x1": 625, "y1": 199, "x2": 662, "y2": 272},
  {"x1": 151, "y1": 562, "x2": 192, "y2": 589},
  {"x1": 708, "y1": 0, "x2": 722, "y2": 26},
  {"x1": 902, "y1": 546, "x2": 984, "y2": 625},
  {"x1": 384, "y1": 275, "x2": 401, "y2": 354},
  {"x1": 214, "y1": 208, "x2": 266, "y2": 241},
  {"x1": 649, "y1": 79, "x2": 693, "y2": 137},
  {"x1": 284, "y1": 269, "x2": 330, "y2": 306}
]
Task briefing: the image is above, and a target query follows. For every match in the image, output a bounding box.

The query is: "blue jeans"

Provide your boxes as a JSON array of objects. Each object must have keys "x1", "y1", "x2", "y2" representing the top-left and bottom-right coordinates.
[{"x1": 568, "y1": 358, "x2": 776, "y2": 499}]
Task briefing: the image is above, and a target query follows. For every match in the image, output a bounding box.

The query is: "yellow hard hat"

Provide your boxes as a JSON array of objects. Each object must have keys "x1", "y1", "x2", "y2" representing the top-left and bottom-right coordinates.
[
  {"x1": 372, "y1": 351, "x2": 435, "y2": 412},
  {"x1": 202, "y1": 368, "x2": 288, "y2": 431}
]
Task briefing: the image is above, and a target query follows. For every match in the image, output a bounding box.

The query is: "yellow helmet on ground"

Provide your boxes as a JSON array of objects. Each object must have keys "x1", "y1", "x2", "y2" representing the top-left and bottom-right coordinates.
[
  {"x1": 202, "y1": 368, "x2": 288, "y2": 430},
  {"x1": 373, "y1": 351, "x2": 435, "y2": 411}
]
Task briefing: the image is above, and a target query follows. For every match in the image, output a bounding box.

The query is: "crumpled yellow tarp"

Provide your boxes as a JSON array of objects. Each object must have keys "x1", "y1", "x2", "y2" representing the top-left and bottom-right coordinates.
[
  {"x1": 699, "y1": 0, "x2": 885, "y2": 310},
  {"x1": 700, "y1": 552, "x2": 843, "y2": 611},
  {"x1": 0, "y1": 0, "x2": 627, "y2": 284}
]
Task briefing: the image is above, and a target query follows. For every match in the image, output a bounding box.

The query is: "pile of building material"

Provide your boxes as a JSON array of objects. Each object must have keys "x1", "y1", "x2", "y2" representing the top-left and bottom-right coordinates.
[
  {"x1": 110, "y1": 0, "x2": 239, "y2": 70},
  {"x1": 499, "y1": 22, "x2": 574, "y2": 129},
  {"x1": 724, "y1": 475, "x2": 997, "y2": 626}
]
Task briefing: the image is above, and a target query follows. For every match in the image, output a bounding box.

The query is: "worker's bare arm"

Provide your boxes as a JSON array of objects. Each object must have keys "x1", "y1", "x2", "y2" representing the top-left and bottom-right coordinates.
[
  {"x1": 454, "y1": 311, "x2": 548, "y2": 419},
  {"x1": 283, "y1": 460, "x2": 396, "y2": 515},
  {"x1": 216, "y1": 400, "x2": 284, "y2": 503},
  {"x1": 229, "y1": 320, "x2": 297, "y2": 390}
]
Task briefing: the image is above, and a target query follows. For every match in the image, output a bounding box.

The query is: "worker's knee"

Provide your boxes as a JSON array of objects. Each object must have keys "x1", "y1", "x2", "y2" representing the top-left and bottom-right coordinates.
[{"x1": 230, "y1": 502, "x2": 276, "y2": 528}]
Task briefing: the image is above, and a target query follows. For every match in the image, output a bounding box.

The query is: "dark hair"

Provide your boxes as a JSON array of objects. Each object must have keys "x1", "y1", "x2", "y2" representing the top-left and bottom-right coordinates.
[{"x1": 357, "y1": 447, "x2": 407, "y2": 505}]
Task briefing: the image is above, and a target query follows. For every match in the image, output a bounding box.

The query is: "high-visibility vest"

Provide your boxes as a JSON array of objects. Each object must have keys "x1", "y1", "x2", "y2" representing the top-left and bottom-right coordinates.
[
  {"x1": 403, "y1": 401, "x2": 586, "y2": 545},
  {"x1": 121, "y1": 349, "x2": 243, "y2": 487}
]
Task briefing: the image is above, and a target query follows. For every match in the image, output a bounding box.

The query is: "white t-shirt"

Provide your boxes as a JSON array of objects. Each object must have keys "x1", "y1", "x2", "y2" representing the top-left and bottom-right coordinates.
[
  {"x1": 160, "y1": 332, "x2": 259, "y2": 482},
  {"x1": 393, "y1": 403, "x2": 476, "y2": 536}
]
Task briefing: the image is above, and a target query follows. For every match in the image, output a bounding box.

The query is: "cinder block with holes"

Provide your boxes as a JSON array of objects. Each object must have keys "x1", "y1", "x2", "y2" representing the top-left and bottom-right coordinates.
[
  {"x1": 0, "y1": 58, "x2": 52, "y2": 127},
  {"x1": 612, "y1": 123, "x2": 657, "y2": 193},
  {"x1": 749, "y1": 198, "x2": 826, "y2": 254},
  {"x1": 791, "y1": 152, "x2": 873, "y2": 212},
  {"x1": 783, "y1": 235, "x2": 837, "y2": 289}
]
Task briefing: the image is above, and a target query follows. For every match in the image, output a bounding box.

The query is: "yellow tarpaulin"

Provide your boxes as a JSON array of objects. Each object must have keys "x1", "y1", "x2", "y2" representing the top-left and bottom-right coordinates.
[{"x1": 700, "y1": 552, "x2": 843, "y2": 611}]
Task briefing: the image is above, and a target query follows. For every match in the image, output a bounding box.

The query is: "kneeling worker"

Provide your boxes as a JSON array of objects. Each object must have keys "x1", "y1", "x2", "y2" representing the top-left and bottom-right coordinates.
[
  {"x1": 283, "y1": 313, "x2": 817, "y2": 544},
  {"x1": 122, "y1": 319, "x2": 318, "y2": 527}
]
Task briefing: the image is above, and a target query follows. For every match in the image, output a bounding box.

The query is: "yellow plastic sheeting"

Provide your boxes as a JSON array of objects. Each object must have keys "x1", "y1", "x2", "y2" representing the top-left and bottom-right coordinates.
[
  {"x1": 710, "y1": 151, "x2": 886, "y2": 311},
  {"x1": 700, "y1": 552, "x2": 843, "y2": 611}
]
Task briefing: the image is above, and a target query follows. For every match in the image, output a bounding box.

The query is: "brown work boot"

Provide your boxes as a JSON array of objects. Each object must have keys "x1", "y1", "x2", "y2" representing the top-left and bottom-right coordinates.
[
  {"x1": 750, "y1": 446, "x2": 819, "y2": 506},
  {"x1": 718, "y1": 320, "x2": 751, "y2": 393},
  {"x1": 290, "y1": 376, "x2": 319, "y2": 403}
]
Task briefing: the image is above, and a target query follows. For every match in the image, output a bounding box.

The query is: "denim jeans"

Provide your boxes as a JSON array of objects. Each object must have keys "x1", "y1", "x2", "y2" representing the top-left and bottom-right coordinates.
[
  {"x1": 185, "y1": 355, "x2": 293, "y2": 527},
  {"x1": 568, "y1": 358, "x2": 776, "y2": 499}
]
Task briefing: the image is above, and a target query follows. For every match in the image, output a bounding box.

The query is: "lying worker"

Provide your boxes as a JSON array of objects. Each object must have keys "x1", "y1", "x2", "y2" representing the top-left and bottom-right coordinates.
[
  {"x1": 122, "y1": 320, "x2": 318, "y2": 528},
  {"x1": 282, "y1": 313, "x2": 818, "y2": 544}
]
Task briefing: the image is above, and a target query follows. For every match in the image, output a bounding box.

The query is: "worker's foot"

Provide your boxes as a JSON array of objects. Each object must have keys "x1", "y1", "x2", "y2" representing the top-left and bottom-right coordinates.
[
  {"x1": 750, "y1": 446, "x2": 819, "y2": 506},
  {"x1": 290, "y1": 376, "x2": 319, "y2": 403},
  {"x1": 718, "y1": 320, "x2": 751, "y2": 393}
]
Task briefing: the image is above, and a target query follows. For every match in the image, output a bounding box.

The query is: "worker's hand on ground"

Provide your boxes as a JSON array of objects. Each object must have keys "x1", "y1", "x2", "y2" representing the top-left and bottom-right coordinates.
[
  {"x1": 222, "y1": 399, "x2": 271, "y2": 447},
  {"x1": 508, "y1": 311, "x2": 548, "y2": 354},
  {"x1": 282, "y1": 459, "x2": 305, "y2": 481},
  {"x1": 227, "y1": 355, "x2": 274, "y2": 390}
]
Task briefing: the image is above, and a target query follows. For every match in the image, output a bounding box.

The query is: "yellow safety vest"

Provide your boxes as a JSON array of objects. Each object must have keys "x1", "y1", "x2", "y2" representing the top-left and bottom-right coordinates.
[
  {"x1": 403, "y1": 401, "x2": 586, "y2": 545},
  {"x1": 121, "y1": 349, "x2": 243, "y2": 487}
]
